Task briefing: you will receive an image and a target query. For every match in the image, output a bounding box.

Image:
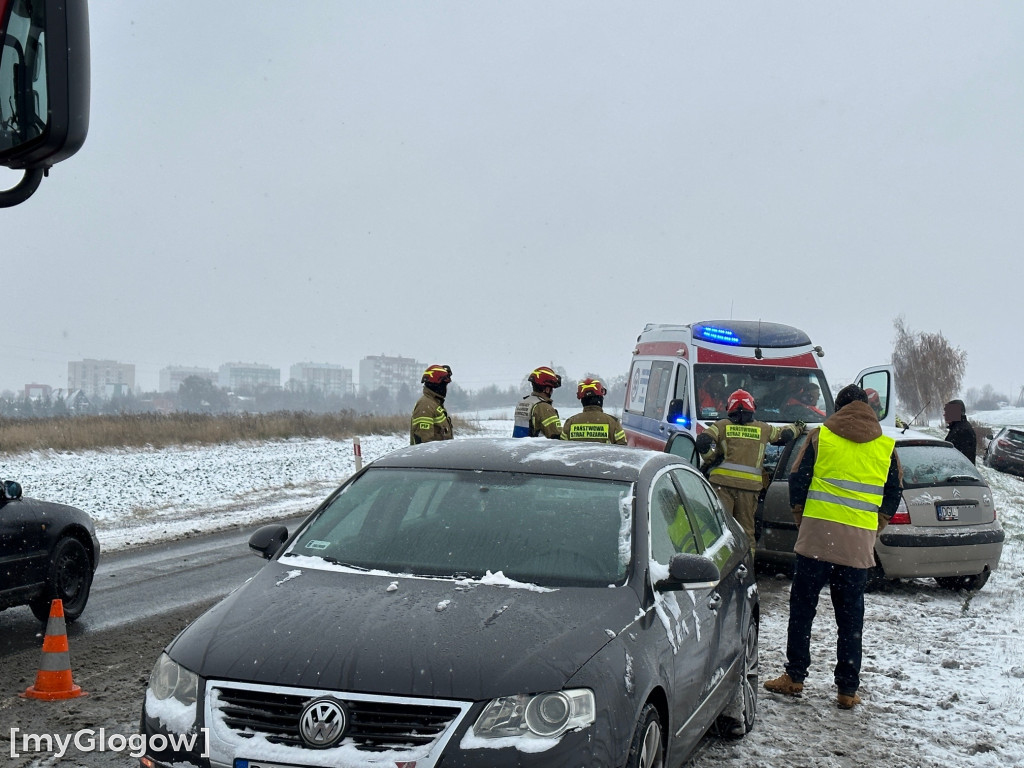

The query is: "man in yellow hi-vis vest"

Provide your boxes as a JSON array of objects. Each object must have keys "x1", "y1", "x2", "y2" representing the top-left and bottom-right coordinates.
[
  {"x1": 764, "y1": 384, "x2": 902, "y2": 711},
  {"x1": 695, "y1": 389, "x2": 803, "y2": 556}
]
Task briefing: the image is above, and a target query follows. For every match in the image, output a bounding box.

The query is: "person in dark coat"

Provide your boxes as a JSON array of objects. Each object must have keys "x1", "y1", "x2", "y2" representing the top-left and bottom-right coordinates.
[{"x1": 943, "y1": 399, "x2": 976, "y2": 464}]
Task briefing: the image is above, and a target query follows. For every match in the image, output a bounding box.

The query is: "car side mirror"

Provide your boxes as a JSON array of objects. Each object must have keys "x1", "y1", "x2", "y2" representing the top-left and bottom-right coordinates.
[
  {"x1": 248, "y1": 524, "x2": 289, "y2": 560},
  {"x1": 3, "y1": 480, "x2": 23, "y2": 500},
  {"x1": 655, "y1": 553, "x2": 720, "y2": 592},
  {"x1": 0, "y1": 0, "x2": 90, "y2": 207}
]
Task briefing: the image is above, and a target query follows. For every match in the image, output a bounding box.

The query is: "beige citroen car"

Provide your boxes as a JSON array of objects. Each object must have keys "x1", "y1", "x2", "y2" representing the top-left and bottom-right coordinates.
[{"x1": 756, "y1": 426, "x2": 1004, "y2": 590}]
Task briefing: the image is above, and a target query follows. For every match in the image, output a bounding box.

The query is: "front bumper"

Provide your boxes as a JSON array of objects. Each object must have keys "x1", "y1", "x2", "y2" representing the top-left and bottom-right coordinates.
[{"x1": 140, "y1": 683, "x2": 618, "y2": 768}]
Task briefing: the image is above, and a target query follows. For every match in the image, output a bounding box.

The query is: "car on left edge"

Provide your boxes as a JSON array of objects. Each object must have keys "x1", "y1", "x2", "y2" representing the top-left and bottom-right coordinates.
[
  {"x1": 137, "y1": 436, "x2": 759, "y2": 768},
  {"x1": 0, "y1": 479, "x2": 100, "y2": 622}
]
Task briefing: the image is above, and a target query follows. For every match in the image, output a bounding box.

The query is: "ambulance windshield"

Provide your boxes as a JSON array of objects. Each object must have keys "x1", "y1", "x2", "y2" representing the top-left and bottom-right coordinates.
[{"x1": 694, "y1": 365, "x2": 832, "y2": 423}]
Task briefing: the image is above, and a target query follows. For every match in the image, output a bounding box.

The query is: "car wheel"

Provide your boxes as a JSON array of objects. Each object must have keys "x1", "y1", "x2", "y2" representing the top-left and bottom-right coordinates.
[
  {"x1": 715, "y1": 615, "x2": 758, "y2": 739},
  {"x1": 625, "y1": 703, "x2": 664, "y2": 768},
  {"x1": 935, "y1": 571, "x2": 990, "y2": 592},
  {"x1": 29, "y1": 537, "x2": 94, "y2": 622}
]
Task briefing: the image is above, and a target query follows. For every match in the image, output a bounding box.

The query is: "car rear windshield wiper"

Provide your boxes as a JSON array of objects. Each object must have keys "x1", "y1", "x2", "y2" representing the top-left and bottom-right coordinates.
[{"x1": 944, "y1": 475, "x2": 980, "y2": 484}]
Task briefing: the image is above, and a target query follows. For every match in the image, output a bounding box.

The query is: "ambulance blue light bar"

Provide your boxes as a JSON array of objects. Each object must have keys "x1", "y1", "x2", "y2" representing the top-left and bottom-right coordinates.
[
  {"x1": 692, "y1": 321, "x2": 812, "y2": 349},
  {"x1": 693, "y1": 325, "x2": 743, "y2": 345}
]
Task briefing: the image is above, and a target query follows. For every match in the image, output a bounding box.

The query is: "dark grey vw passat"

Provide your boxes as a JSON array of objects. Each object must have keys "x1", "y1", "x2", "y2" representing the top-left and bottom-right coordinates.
[{"x1": 138, "y1": 437, "x2": 759, "y2": 768}]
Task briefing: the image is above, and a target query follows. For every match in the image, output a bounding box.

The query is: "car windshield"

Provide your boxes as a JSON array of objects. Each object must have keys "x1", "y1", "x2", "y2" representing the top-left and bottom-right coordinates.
[
  {"x1": 284, "y1": 467, "x2": 633, "y2": 587},
  {"x1": 896, "y1": 443, "x2": 985, "y2": 487},
  {"x1": 694, "y1": 364, "x2": 831, "y2": 423}
]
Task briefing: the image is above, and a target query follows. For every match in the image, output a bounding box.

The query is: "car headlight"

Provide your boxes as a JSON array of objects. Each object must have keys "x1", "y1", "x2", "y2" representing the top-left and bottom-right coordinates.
[
  {"x1": 148, "y1": 653, "x2": 198, "y2": 706},
  {"x1": 473, "y1": 689, "x2": 595, "y2": 739}
]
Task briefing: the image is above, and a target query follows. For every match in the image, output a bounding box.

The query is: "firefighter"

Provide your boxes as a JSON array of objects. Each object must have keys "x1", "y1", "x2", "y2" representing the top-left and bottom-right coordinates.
[
  {"x1": 410, "y1": 364, "x2": 454, "y2": 445},
  {"x1": 865, "y1": 387, "x2": 883, "y2": 418},
  {"x1": 512, "y1": 366, "x2": 564, "y2": 438},
  {"x1": 695, "y1": 389, "x2": 804, "y2": 556},
  {"x1": 562, "y1": 378, "x2": 627, "y2": 444}
]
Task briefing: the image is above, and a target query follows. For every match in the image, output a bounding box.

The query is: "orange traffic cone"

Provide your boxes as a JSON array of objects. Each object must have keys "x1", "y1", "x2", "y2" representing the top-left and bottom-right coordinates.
[{"x1": 21, "y1": 598, "x2": 87, "y2": 700}]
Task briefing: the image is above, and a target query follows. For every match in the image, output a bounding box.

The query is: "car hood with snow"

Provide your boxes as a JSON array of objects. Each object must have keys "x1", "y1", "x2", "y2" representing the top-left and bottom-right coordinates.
[{"x1": 165, "y1": 560, "x2": 641, "y2": 700}]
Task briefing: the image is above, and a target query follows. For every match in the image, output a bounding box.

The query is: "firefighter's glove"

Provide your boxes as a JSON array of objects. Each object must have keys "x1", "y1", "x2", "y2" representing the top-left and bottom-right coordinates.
[
  {"x1": 794, "y1": 420, "x2": 806, "y2": 434},
  {"x1": 695, "y1": 432, "x2": 714, "y2": 455}
]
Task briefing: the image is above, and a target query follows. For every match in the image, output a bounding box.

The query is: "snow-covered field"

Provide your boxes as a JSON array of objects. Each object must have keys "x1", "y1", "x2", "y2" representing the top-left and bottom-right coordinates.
[{"x1": 5, "y1": 411, "x2": 1023, "y2": 767}]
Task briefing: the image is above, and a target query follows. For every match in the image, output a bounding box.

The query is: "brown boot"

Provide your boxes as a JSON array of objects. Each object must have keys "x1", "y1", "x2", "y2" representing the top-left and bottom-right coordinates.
[
  {"x1": 837, "y1": 693, "x2": 861, "y2": 709},
  {"x1": 763, "y1": 673, "x2": 803, "y2": 696}
]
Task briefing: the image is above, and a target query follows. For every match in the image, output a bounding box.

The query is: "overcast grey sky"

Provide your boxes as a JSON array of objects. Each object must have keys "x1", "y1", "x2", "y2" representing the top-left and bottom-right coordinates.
[{"x1": 4, "y1": 2, "x2": 1023, "y2": 398}]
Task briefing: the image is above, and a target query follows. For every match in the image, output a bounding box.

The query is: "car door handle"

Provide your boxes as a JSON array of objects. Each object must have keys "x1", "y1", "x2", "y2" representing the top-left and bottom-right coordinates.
[{"x1": 707, "y1": 592, "x2": 722, "y2": 611}]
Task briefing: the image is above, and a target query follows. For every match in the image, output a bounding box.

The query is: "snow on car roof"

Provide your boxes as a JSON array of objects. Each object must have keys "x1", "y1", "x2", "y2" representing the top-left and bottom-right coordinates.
[{"x1": 376, "y1": 436, "x2": 669, "y2": 480}]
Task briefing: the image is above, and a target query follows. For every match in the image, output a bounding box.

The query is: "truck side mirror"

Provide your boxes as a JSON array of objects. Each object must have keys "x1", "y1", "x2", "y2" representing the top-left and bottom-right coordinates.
[
  {"x1": 666, "y1": 398, "x2": 687, "y2": 424},
  {"x1": 0, "y1": 0, "x2": 90, "y2": 207}
]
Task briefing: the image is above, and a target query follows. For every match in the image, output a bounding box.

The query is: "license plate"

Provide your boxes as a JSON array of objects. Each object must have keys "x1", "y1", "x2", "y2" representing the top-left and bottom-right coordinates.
[
  {"x1": 936, "y1": 505, "x2": 959, "y2": 521},
  {"x1": 235, "y1": 761, "x2": 308, "y2": 768}
]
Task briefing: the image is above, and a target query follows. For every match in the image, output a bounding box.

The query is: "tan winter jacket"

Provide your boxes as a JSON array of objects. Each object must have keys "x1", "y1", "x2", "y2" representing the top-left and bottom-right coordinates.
[{"x1": 790, "y1": 400, "x2": 903, "y2": 569}]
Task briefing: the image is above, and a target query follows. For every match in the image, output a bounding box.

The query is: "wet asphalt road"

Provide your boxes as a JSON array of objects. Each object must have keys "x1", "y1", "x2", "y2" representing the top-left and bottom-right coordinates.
[{"x1": 0, "y1": 515, "x2": 308, "y2": 657}]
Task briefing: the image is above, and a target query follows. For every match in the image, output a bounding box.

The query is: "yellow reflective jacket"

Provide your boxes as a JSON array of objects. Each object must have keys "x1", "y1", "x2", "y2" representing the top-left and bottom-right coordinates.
[{"x1": 803, "y1": 426, "x2": 895, "y2": 530}]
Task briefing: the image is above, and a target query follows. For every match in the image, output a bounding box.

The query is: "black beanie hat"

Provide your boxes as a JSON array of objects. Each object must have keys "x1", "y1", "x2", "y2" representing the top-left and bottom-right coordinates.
[{"x1": 835, "y1": 384, "x2": 869, "y2": 411}]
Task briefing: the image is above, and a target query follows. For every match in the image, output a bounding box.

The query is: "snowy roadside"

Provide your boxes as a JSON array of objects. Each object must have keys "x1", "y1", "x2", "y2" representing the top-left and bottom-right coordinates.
[{"x1": 8, "y1": 432, "x2": 412, "y2": 552}]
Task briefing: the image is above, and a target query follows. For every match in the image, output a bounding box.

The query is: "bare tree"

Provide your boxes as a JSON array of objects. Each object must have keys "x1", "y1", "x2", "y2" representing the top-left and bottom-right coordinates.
[{"x1": 891, "y1": 316, "x2": 967, "y2": 423}]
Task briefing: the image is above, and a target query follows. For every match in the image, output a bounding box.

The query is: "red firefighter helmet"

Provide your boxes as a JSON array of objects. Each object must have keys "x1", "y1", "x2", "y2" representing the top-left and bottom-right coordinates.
[
  {"x1": 421, "y1": 364, "x2": 453, "y2": 385},
  {"x1": 529, "y1": 366, "x2": 562, "y2": 389},
  {"x1": 727, "y1": 389, "x2": 756, "y2": 413},
  {"x1": 576, "y1": 378, "x2": 607, "y2": 400},
  {"x1": 865, "y1": 387, "x2": 882, "y2": 413}
]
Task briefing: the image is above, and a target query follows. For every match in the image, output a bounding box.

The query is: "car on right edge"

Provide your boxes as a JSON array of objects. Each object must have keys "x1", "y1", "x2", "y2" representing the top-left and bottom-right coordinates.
[
  {"x1": 984, "y1": 426, "x2": 1024, "y2": 477},
  {"x1": 756, "y1": 426, "x2": 1004, "y2": 591}
]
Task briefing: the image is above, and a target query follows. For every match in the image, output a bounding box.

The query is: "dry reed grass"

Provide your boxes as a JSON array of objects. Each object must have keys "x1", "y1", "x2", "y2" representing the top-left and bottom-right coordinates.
[{"x1": 0, "y1": 412, "x2": 478, "y2": 454}]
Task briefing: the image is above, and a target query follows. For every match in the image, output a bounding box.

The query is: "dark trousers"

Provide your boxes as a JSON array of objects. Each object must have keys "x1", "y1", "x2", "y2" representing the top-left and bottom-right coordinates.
[{"x1": 784, "y1": 554, "x2": 868, "y2": 696}]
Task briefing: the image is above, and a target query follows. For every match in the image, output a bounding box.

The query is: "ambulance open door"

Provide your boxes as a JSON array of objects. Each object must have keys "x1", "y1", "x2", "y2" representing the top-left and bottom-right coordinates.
[{"x1": 854, "y1": 365, "x2": 897, "y2": 427}]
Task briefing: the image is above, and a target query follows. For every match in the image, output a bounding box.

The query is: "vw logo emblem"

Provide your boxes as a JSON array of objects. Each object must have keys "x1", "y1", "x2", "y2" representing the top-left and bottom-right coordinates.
[{"x1": 299, "y1": 697, "x2": 349, "y2": 749}]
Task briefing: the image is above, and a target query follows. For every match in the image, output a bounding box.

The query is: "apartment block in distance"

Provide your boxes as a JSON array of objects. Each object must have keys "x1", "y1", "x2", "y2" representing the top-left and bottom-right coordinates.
[
  {"x1": 289, "y1": 362, "x2": 354, "y2": 396},
  {"x1": 358, "y1": 354, "x2": 421, "y2": 395},
  {"x1": 159, "y1": 366, "x2": 216, "y2": 393},
  {"x1": 67, "y1": 359, "x2": 136, "y2": 399},
  {"x1": 218, "y1": 362, "x2": 281, "y2": 392}
]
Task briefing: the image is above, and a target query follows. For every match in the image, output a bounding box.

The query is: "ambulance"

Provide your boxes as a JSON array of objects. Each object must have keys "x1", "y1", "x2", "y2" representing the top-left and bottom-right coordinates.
[{"x1": 622, "y1": 320, "x2": 896, "y2": 451}]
